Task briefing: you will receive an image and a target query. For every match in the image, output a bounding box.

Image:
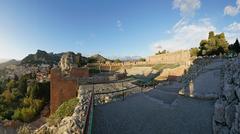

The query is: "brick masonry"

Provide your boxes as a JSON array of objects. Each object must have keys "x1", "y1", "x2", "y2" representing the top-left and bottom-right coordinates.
[
  {"x1": 50, "y1": 67, "x2": 89, "y2": 114},
  {"x1": 147, "y1": 50, "x2": 191, "y2": 65}
]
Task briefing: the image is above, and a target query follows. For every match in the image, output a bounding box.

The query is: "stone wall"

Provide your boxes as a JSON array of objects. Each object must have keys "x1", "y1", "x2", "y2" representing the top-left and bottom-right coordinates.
[
  {"x1": 50, "y1": 67, "x2": 89, "y2": 114},
  {"x1": 35, "y1": 86, "x2": 92, "y2": 134},
  {"x1": 147, "y1": 50, "x2": 191, "y2": 65},
  {"x1": 178, "y1": 57, "x2": 214, "y2": 98},
  {"x1": 155, "y1": 65, "x2": 187, "y2": 81},
  {"x1": 213, "y1": 58, "x2": 240, "y2": 134}
]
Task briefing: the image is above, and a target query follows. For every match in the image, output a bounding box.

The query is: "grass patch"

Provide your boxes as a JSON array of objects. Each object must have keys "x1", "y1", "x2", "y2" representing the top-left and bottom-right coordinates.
[
  {"x1": 47, "y1": 98, "x2": 79, "y2": 126},
  {"x1": 152, "y1": 64, "x2": 179, "y2": 71}
]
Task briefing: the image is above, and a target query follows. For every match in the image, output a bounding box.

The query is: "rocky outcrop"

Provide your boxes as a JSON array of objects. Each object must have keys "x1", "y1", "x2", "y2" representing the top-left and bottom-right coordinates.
[
  {"x1": 35, "y1": 86, "x2": 92, "y2": 134},
  {"x1": 213, "y1": 58, "x2": 240, "y2": 134},
  {"x1": 88, "y1": 54, "x2": 110, "y2": 63},
  {"x1": 59, "y1": 52, "x2": 88, "y2": 73},
  {"x1": 21, "y1": 50, "x2": 61, "y2": 65}
]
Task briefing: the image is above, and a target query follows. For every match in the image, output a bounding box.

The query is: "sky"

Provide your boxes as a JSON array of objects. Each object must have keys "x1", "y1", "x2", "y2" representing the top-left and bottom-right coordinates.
[{"x1": 0, "y1": 0, "x2": 240, "y2": 60}]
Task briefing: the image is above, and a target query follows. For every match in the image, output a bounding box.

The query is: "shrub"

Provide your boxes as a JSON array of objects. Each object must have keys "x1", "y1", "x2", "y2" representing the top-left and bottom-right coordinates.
[
  {"x1": 190, "y1": 47, "x2": 199, "y2": 57},
  {"x1": 47, "y1": 98, "x2": 79, "y2": 126},
  {"x1": 1, "y1": 90, "x2": 14, "y2": 104},
  {"x1": 152, "y1": 64, "x2": 179, "y2": 71},
  {"x1": 139, "y1": 58, "x2": 146, "y2": 62},
  {"x1": 17, "y1": 124, "x2": 32, "y2": 134},
  {"x1": 12, "y1": 98, "x2": 44, "y2": 122},
  {"x1": 89, "y1": 68, "x2": 100, "y2": 74},
  {"x1": 38, "y1": 82, "x2": 50, "y2": 102},
  {"x1": 2, "y1": 110, "x2": 14, "y2": 120},
  {"x1": 22, "y1": 97, "x2": 44, "y2": 111},
  {"x1": 27, "y1": 82, "x2": 40, "y2": 99},
  {"x1": 12, "y1": 107, "x2": 36, "y2": 122}
]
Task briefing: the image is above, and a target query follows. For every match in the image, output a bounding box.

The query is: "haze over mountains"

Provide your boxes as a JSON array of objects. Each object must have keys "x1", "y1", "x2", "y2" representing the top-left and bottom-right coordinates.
[{"x1": 0, "y1": 59, "x2": 11, "y2": 63}]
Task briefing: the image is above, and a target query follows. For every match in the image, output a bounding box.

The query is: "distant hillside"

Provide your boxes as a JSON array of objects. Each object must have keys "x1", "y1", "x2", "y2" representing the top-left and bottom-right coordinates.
[
  {"x1": 118, "y1": 56, "x2": 143, "y2": 61},
  {"x1": 0, "y1": 59, "x2": 20, "y2": 69},
  {"x1": 21, "y1": 50, "x2": 62, "y2": 65},
  {"x1": 21, "y1": 50, "x2": 91, "y2": 66},
  {"x1": 88, "y1": 54, "x2": 111, "y2": 63},
  {"x1": 0, "y1": 59, "x2": 10, "y2": 63}
]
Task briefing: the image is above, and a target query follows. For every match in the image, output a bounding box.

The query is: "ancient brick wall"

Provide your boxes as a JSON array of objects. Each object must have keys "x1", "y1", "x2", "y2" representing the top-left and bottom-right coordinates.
[
  {"x1": 147, "y1": 50, "x2": 191, "y2": 65},
  {"x1": 155, "y1": 65, "x2": 187, "y2": 81},
  {"x1": 50, "y1": 67, "x2": 89, "y2": 114}
]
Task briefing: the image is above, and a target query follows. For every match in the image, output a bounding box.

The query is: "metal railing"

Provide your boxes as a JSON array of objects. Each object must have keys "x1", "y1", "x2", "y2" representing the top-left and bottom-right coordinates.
[
  {"x1": 83, "y1": 91, "x2": 94, "y2": 134},
  {"x1": 82, "y1": 79, "x2": 157, "y2": 134}
]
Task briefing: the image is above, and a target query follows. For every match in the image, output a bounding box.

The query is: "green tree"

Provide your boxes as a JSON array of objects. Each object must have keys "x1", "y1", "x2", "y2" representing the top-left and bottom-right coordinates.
[
  {"x1": 198, "y1": 32, "x2": 229, "y2": 56},
  {"x1": 190, "y1": 48, "x2": 199, "y2": 57},
  {"x1": 155, "y1": 50, "x2": 168, "y2": 55},
  {"x1": 114, "y1": 59, "x2": 122, "y2": 63},
  {"x1": 229, "y1": 39, "x2": 240, "y2": 55},
  {"x1": 17, "y1": 76, "x2": 28, "y2": 95},
  {"x1": 208, "y1": 31, "x2": 215, "y2": 39},
  {"x1": 139, "y1": 58, "x2": 146, "y2": 62},
  {"x1": 27, "y1": 82, "x2": 40, "y2": 99},
  {"x1": 6, "y1": 80, "x2": 16, "y2": 91}
]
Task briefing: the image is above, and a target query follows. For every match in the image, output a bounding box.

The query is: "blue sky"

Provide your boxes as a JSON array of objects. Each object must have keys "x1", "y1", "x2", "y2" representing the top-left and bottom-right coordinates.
[{"x1": 0, "y1": 0, "x2": 240, "y2": 60}]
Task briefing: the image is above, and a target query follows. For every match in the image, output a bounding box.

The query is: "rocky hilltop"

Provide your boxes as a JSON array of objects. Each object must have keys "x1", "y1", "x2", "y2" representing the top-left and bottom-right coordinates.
[
  {"x1": 21, "y1": 50, "x2": 61, "y2": 65},
  {"x1": 21, "y1": 50, "x2": 109, "y2": 66},
  {"x1": 88, "y1": 54, "x2": 110, "y2": 63},
  {"x1": 59, "y1": 52, "x2": 88, "y2": 72}
]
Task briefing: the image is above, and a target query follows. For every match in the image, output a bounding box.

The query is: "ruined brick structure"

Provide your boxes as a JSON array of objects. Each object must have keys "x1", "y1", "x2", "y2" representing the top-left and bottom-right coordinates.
[
  {"x1": 50, "y1": 67, "x2": 89, "y2": 114},
  {"x1": 147, "y1": 50, "x2": 191, "y2": 65},
  {"x1": 87, "y1": 50, "x2": 191, "y2": 73}
]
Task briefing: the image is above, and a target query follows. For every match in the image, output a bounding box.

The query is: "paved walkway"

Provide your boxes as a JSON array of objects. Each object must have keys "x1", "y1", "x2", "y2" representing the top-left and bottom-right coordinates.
[
  {"x1": 93, "y1": 82, "x2": 215, "y2": 134},
  {"x1": 93, "y1": 60, "x2": 225, "y2": 134}
]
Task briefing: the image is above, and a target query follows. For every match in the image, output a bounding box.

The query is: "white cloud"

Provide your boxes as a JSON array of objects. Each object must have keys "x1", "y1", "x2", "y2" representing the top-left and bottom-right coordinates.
[
  {"x1": 224, "y1": 22, "x2": 240, "y2": 32},
  {"x1": 224, "y1": 6, "x2": 239, "y2": 16},
  {"x1": 172, "y1": 0, "x2": 201, "y2": 17},
  {"x1": 224, "y1": 22, "x2": 240, "y2": 43},
  {"x1": 151, "y1": 18, "x2": 216, "y2": 52},
  {"x1": 224, "y1": 0, "x2": 240, "y2": 16},
  {"x1": 116, "y1": 20, "x2": 124, "y2": 32}
]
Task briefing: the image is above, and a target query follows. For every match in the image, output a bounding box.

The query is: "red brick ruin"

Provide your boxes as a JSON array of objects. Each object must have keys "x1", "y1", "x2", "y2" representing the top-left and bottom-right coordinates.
[{"x1": 50, "y1": 67, "x2": 89, "y2": 114}]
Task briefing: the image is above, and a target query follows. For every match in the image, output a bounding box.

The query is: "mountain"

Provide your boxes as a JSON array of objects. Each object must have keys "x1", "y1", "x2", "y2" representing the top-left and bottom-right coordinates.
[
  {"x1": 21, "y1": 50, "x2": 62, "y2": 65},
  {"x1": 88, "y1": 54, "x2": 110, "y2": 63},
  {"x1": 110, "y1": 56, "x2": 143, "y2": 61},
  {"x1": 0, "y1": 59, "x2": 20, "y2": 69},
  {"x1": 119, "y1": 56, "x2": 143, "y2": 61},
  {"x1": 21, "y1": 50, "x2": 90, "y2": 66}
]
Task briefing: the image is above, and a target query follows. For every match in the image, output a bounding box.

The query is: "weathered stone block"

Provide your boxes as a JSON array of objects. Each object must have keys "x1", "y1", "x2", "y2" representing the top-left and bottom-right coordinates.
[
  {"x1": 223, "y1": 84, "x2": 236, "y2": 103},
  {"x1": 225, "y1": 103, "x2": 236, "y2": 127},
  {"x1": 219, "y1": 127, "x2": 230, "y2": 134},
  {"x1": 214, "y1": 99, "x2": 226, "y2": 123}
]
